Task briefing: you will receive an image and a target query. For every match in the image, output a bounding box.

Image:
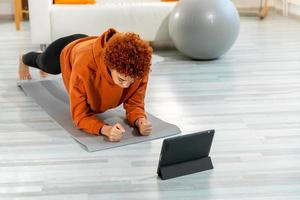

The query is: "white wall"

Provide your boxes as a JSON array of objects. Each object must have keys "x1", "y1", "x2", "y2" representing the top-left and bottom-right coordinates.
[
  {"x1": 289, "y1": 5, "x2": 300, "y2": 16},
  {"x1": 0, "y1": 0, "x2": 14, "y2": 15},
  {"x1": 285, "y1": 0, "x2": 300, "y2": 16},
  {"x1": 271, "y1": 0, "x2": 285, "y2": 12},
  {"x1": 271, "y1": 0, "x2": 300, "y2": 16},
  {"x1": 0, "y1": 0, "x2": 300, "y2": 17},
  {"x1": 231, "y1": 0, "x2": 262, "y2": 8},
  {"x1": 231, "y1": 0, "x2": 284, "y2": 11},
  {"x1": 232, "y1": 0, "x2": 300, "y2": 17}
]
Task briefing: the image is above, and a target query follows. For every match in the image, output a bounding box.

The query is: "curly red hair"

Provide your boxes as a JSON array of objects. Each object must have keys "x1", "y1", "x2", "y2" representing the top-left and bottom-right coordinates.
[{"x1": 103, "y1": 32, "x2": 153, "y2": 79}]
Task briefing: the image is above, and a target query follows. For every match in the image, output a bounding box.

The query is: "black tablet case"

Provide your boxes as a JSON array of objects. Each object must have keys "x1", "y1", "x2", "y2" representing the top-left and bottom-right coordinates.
[{"x1": 157, "y1": 130, "x2": 214, "y2": 180}]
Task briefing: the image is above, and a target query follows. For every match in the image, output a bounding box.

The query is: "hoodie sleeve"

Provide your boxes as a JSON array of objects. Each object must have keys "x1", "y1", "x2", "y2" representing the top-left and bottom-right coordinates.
[
  {"x1": 68, "y1": 72, "x2": 105, "y2": 135},
  {"x1": 123, "y1": 75, "x2": 149, "y2": 127}
]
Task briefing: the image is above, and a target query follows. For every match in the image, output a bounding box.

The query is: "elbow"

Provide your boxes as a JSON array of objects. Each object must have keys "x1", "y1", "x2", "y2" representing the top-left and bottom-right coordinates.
[
  {"x1": 71, "y1": 114, "x2": 84, "y2": 130},
  {"x1": 72, "y1": 118, "x2": 82, "y2": 130}
]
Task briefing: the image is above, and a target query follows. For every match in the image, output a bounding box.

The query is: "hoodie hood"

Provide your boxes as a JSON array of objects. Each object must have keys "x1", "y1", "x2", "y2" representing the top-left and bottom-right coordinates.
[{"x1": 92, "y1": 28, "x2": 118, "y2": 85}]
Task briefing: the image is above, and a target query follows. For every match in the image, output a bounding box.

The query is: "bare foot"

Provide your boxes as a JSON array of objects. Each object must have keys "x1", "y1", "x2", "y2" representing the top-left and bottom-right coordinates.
[
  {"x1": 18, "y1": 55, "x2": 32, "y2": 80},
  {"x1": 39, "y1": 70, "x2": 49, "y2": 78}
]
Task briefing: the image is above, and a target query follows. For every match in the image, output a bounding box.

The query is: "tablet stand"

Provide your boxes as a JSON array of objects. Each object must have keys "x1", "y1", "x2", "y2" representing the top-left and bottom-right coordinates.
[{"x1": 158, "y1": 156, "x2": 213, "y2": 180}]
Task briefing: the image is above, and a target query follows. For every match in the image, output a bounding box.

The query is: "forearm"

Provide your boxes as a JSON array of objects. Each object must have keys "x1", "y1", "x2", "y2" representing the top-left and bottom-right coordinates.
[
  {"x1": 127, "y1": 111, "x2": 147, "y2": 127},
  {"x1": 99, "y1": 124, "x2": 110, "y2": 135},
  {"x1": 73, "y1": 114, "x2": 105, "y2": 136}
]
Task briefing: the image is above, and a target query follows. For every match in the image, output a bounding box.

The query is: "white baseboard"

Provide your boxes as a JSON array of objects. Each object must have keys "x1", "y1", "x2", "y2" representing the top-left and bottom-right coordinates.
[{"x1": 0, "y1": 14, "x2": 13, "y2": 20}]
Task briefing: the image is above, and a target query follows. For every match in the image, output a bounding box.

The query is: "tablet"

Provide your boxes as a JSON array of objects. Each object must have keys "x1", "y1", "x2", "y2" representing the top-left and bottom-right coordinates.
[{"x1": 157, "y1": 129, "x2": 215, "y2": 179}]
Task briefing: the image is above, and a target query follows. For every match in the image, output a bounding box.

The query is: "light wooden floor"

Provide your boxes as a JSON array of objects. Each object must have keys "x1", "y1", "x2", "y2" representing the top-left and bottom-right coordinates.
[{"x1": 1, "y1": 14, "x2": 300, "y2": 199}]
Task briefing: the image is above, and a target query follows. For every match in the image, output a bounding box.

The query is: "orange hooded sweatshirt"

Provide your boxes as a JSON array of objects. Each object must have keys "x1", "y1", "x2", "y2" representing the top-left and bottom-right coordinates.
[{"x1": 60, "y1": 28, "x2": 148, "y2": 135}]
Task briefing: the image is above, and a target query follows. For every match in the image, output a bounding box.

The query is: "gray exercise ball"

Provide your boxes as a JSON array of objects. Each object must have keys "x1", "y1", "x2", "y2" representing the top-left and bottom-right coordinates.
[{"x1": 169, "y1": 0, "x2": 240, "y2": 60}]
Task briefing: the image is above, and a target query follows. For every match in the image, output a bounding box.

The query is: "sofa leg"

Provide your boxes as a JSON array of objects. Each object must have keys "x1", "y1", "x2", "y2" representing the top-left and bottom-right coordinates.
[{"x1": 40, "y1": 44, "x2": 47, "y2": 51}]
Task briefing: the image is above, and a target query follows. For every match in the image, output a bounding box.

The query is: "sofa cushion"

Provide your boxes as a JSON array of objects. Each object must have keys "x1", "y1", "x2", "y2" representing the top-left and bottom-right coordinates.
[
  {"x1": 50, "y1": 2, "x2": 176, "y2": 41},
  {"x1": 98, "y1": 0, "x2": 161, "y2": 4},
  {"x1": 54, "y1": 0, "x2": 96, "y2": 4}
]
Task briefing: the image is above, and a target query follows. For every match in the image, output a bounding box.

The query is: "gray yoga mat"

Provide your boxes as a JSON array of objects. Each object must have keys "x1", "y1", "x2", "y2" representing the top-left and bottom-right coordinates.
[{"x1": 17, "y1": 78, "x2": 181, "y2": 152}]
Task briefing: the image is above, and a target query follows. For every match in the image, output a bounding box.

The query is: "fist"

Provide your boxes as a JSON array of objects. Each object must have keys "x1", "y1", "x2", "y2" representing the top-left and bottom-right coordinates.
[
  {"x1": 101, "y1": 123, "x2": 125, "y2": 142},
  {"x1": 135, "y1": 118, "x2": 152, "y2": 136}
]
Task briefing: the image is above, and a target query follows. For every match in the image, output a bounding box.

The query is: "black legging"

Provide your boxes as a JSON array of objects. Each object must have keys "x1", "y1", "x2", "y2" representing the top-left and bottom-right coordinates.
[{"x1": 22, "y1": 34, "x2": 88, "y2": 74}]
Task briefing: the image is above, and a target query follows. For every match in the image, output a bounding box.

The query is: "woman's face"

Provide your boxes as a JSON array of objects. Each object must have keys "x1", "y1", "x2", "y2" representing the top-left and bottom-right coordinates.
[{"x1": 110, "y1": 68, "x2": 135, "y2": 88}]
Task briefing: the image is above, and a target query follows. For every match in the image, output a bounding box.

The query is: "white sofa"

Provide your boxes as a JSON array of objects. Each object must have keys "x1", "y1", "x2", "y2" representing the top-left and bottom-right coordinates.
[{"x1": 28, "y1": 0, "x2": 177, "y2": 46}]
